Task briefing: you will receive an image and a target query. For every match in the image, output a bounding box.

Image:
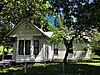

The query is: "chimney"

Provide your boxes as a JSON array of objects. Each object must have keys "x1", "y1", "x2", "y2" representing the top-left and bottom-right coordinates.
[{"x1": 40, "y1": 25, "x2": 43, "y2": 30}]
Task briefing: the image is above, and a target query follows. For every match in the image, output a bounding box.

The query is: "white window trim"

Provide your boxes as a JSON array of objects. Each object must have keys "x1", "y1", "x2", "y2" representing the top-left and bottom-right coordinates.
[{"x1": 17, "y1": 37, "x2": 32, "y2": 56}]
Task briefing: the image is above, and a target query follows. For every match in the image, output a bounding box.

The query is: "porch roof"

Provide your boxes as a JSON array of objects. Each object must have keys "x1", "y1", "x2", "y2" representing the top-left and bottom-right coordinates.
[{"x1": 44, "y1": 32, "x2": 53, "y2": 37}]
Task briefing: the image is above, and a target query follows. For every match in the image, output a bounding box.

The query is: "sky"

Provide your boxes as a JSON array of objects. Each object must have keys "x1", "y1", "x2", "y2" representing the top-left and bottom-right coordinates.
[
  {"x1": 49, "y1": 17, "x2": 55, "y2": 24},
  {"x1": 89, "y1": 0, "x2": 93, "y2": 3}
]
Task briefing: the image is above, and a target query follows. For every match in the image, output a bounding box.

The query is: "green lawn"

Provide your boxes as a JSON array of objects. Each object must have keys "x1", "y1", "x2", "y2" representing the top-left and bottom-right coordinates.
[
  {"x1": 78, "y1": 62, "x2": 100, "y2": 66},
  {"x1": 0, "y1": 62, "x2": 100, "y2": 75}
]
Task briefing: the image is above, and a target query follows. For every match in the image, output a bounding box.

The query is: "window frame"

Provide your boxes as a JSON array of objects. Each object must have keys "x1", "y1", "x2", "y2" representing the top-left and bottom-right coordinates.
[
  {"x1": 25, "y1": 40, "x2": 31, "y2": 55},
  {"x1": 54, "y1": 44, "x2": 58, "y2": 55},
  {"x1": 18, "y1": 40, "x2": 24, "y2": 55},
  {"x1": 18, "y1": 40, "x2": 31, "y2": 55},
  {"x1": 34, "y1": 40, "x2": 39, "y2": 55}
]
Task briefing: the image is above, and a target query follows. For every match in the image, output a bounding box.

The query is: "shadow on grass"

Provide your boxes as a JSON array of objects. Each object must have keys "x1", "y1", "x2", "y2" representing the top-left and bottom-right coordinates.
[
  {"x1": 92, "y1": 58, "x2": 100, "y2": 60},
  {"x1": 0, "y1": 62, "x2": 100, "y2": 75}
]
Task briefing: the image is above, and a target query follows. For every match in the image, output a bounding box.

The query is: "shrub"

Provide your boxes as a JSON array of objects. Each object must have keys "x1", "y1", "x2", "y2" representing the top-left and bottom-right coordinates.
[{"x1": 90, "y1": 52, "x2": 100, "y2": 60}]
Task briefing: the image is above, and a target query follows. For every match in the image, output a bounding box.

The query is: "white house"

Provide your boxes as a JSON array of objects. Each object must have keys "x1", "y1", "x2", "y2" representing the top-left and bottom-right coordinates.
[{"x1": 7, "y1": 19, "x2": 91, "y2": 63}]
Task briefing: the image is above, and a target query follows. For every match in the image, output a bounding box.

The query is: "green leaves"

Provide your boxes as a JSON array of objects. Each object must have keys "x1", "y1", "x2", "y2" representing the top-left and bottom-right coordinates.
[
  {"x1": 1, "y1": 0, "x2": 51, "y2": 26},
  {"x1": 3, "y1": 0, "x2": 8, "y2": 3},
  {"x1": 50, "y1": 15, "x2": 75, "y2": 44}
]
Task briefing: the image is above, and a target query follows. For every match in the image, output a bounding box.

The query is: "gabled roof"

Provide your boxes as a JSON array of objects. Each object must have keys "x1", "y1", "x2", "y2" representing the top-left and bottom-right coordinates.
[{"x1": 7, "y1": 19, "x2": 53, "y2": 37}]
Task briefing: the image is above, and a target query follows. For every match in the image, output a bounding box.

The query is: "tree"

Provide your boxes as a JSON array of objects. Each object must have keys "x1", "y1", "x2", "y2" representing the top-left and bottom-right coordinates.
[
  {"x1": 90, "y1": 30, "x2": 100, "y2": 56},
  {"x1": 49, "y1": 0, "x2": 100, "y2": 63},
  {"x1": 0, "y1": 0, "x2": 51, "y2": 46}
]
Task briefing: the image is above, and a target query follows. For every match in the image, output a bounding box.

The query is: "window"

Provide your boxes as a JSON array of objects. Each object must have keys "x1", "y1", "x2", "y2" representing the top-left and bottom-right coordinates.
[
  {"x1": 34, "y1": 40, "x2": 39, "y2": 55},
  {"x1": 25, "y1": 40, "x2": 31, "y2": 55},
  {"x1": 18, "y1": 40, "x2": 31, "y2": 55},
  {"x1": 19, "y1": 40, "x2": 24, "y2": 55},
  {"x1": 54, "y1": 44, "x2": 58, "y2": 54}
]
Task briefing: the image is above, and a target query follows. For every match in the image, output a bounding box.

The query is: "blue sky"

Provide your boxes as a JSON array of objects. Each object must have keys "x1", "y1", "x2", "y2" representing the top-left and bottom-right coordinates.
[
  {"x1": 89, "y1": 0, "x2": 93, "y2": 3},
  {"x1": 49, "y1": 17, "x2": 55, "y2": 24}
]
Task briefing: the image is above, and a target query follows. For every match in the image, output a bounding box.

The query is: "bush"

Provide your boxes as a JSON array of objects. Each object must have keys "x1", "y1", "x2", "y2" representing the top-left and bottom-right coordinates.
[
  {"x1": 90, "y1": 52, "x2": 100, "y2": 60},
  {"x1": 77, "y1": 58, "x2": 84, "y2": 62},
  {"x1": 51, "y1": 59, "x2": 63, "y2": 62},
  {"x1": 82, "y1": 47, "x2": 87, "y2": 51}
]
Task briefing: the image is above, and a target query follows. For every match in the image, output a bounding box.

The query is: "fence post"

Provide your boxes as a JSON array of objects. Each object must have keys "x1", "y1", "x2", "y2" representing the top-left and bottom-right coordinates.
[
  {"x1": 62, "y1": 62, "x2": 65, "y2": 75},
  {"x1": 24, "y1": 62, "x2": 27, "y2": 73}
]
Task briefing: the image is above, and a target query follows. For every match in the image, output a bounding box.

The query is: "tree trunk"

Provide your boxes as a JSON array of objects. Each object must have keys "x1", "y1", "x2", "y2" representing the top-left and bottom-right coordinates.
[
  {"x1": 63, "y1": 38, "x2": 70, "y2": 63},
  {"x1": 63, "y1": 47, "x2": 69, "y2": 63},
  {"x1": 63, "y1": 42, "x2": 72, "y2": 63},
  {"x1": 63, "y1": 36, "x2": 76, "y2": 63},
  {"x1": 63, "y1": 30, "x2": 80, "y2": 63}
]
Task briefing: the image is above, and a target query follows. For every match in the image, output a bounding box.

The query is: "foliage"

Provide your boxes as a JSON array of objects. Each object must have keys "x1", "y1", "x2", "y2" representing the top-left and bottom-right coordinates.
[
  {"x1": 0, "y1": 46, "x2": 13, "y2": 54},
  {"x1": 90, "y1": 52, "x2": 100, "y2": 59},
  {"x1": 0, "y1": 23, "x2": 9, "y2": 46},
  {"x1": 50, "y1": 15, "x2": 75, "y2": 44},
  {"x1": 91, "y1": 42, "x2": 100, "y2": 51},
  {"x1": 90, "y1": 31, "x2": 100, "y2": 51},
  {"x1": 0, "y1": 0, "x2": 51, "y2": 26}
]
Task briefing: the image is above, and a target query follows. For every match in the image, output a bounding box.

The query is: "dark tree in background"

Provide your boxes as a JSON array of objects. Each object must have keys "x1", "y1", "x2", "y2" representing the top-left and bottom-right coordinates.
[{"x1": 49, "y1": 0, "x2": 100, "y2": 63}]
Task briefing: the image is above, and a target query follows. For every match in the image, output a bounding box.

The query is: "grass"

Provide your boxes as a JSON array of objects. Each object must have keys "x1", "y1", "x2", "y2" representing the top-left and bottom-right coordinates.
[
  {"x1": 77, "y1": 58, "x2": 100, "y2": 65},
  {"x1": 0, "y1": 61, "x2": 100, "y2": 75}
]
